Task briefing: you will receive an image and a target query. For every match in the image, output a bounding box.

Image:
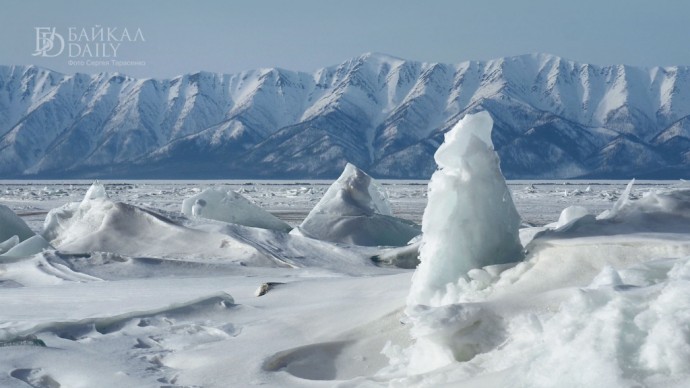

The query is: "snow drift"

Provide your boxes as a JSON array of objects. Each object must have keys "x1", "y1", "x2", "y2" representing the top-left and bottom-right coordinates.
[
  {"x1": 293, "y1": 163, "x2": 420, "y2": 246},
  {"x1": 38, "y1": 182, "x2": 380, "y2": 274},
  {"x1": 42, "y1": 182, "x2": 275, "y2": 265}
]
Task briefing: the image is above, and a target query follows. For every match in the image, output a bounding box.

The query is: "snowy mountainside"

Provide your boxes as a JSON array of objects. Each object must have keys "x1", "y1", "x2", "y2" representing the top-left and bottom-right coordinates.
[{"x1": 1, "y1": 53, "x2": 690, "y2": 178}]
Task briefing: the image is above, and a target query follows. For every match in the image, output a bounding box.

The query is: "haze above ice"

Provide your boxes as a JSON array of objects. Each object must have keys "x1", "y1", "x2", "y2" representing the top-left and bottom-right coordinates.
[{"x1": 2, "y1": 0, "x2": 690, "y2": 77}]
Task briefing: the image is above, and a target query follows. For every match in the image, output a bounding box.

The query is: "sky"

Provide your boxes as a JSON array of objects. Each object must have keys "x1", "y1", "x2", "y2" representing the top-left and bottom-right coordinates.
[{"x1": 1, "y1": 0, "x2": 689, "y2": 78}]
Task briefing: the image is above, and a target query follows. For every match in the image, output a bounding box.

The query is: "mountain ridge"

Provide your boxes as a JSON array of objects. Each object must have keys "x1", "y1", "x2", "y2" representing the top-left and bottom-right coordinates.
[{"x1": 1, "y1": 53, "x2": 689, "y2": 179}]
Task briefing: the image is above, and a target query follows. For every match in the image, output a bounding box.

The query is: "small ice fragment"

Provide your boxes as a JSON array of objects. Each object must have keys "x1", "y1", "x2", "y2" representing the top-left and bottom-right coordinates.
[
  {"x1": 555, "y1": 206, "x2": 590, "y2": 229},
  {"x1": 255, "y1": 282, "x2": 284, "y2": 297},
  {"x1": 83, "y1": 181, "x2": 108, "y2": 202}
]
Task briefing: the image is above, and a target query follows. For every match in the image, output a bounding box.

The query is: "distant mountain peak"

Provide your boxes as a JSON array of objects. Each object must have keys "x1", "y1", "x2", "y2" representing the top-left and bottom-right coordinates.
[
  {"x1": 0, "y1": 54, "x2": 689, "y2": 179},
  {"x1": 358, "y1": 51, "x2": 406, "y2": 63}
]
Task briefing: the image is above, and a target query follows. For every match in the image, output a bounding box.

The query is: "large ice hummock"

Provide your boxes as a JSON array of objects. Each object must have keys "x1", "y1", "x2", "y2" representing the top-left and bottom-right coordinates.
[
  {"x1": 0, "y1": 204, "x2": 36, "y2": 244},
  {"x1": 181, "y1": 187, "x2": 291, "y2": 232},
  {"x1": 42, "y1": 181, "x2": 109, "y2": 246},
  {"x1": 408, "y1": 111, "x2": 523, "y2": 307},
  {"x1": 293, "y1": 163, "x2": 420, "y2": 246}
]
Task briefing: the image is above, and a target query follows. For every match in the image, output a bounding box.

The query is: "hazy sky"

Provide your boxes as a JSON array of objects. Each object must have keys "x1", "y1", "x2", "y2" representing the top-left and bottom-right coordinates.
[{"x1": 1, "y1": 0, "x2": 688, "y2": 78}]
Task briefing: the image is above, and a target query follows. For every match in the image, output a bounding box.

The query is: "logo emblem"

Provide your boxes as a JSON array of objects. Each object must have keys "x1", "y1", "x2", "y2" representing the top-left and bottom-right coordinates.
[{"x1": 33, "y1": 27, "x2": 64, "y2": 57}]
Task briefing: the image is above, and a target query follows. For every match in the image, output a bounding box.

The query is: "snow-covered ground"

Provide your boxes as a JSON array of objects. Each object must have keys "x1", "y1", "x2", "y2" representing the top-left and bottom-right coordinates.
[{"x1": 1, "y1": 177, "x2": 688, "y2": 387}]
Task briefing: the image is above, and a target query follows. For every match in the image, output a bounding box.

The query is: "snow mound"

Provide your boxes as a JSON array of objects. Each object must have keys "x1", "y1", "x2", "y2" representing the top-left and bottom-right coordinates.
[
  {"x1": 538, "y1": 183, "x2": 690, "y2": 239},
  {"x1": 181, "y1": 187, "x2": 291, "y2": 232},
  {"x1": 42, "y1": 185, "x2": 276, "y2": 266},
  {"x1": 555, "y1": 205, "x2": 591, "y2": 228},
  {"x1": 408, "y1": 111, "x2": 523, "y2": 307},
  {"x1": 385, "y1": 257, "x2": 690, "y2": 387},
  {"x1": 293, "y1": 163, "x2": 420, "y2": 246},
  {"x1": 42, "y1": 181, "x2": 112, "y2": 244},
  {"x1": 184, "y1": 219, "x2": 386, "y2": 275},
  {"x1": 602, "y1": 180, "x2": 690, "y2": 222},
  {"x1": 504, "y1": 185, "x2": 690, "y2": 297}
]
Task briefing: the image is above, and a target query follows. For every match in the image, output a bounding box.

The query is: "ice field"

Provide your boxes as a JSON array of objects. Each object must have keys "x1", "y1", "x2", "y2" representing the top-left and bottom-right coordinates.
[
  {"x1": 1, "y1": 180, "x2": 689, "y2": 387},
  {"x1": 1, "y1": 178, "x2": 675, "y2": 231},
  {"x1": 1, "y1": 114, "x2": 690, "y2": 387}
]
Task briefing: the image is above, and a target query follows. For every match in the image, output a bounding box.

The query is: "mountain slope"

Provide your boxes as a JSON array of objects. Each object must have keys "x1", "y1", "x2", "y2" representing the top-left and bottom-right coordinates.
[{"x1": 1, "y1": 53, "x2": 689, "y2": 179}]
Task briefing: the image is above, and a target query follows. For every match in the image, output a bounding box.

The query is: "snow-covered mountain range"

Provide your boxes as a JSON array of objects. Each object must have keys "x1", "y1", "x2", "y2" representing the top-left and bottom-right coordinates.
[{"x1": 1, "y1": 53, "x2": 689, "y2": 179}]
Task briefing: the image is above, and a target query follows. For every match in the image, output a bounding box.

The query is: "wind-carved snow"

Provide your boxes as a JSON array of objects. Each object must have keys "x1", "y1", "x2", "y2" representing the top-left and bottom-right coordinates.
[{"x1": 41, "y1": 182, "x2": 275, "y2": 264}]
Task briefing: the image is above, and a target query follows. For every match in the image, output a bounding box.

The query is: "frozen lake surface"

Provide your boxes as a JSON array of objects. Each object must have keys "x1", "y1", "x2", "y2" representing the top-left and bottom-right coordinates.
[
  {"x1": 1, "y1": 179, "x2": 677, "y2": 231},
  {"x1": 1, "y1": 179, "x2": 689, "y2": 387}
]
